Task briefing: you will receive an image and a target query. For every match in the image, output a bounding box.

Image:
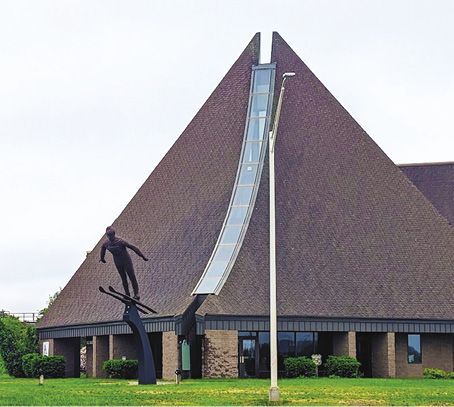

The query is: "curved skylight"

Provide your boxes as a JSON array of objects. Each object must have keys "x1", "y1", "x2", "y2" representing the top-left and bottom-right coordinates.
[{"x1": 192, "y1": 64, "x2": 276, "y2": 295}]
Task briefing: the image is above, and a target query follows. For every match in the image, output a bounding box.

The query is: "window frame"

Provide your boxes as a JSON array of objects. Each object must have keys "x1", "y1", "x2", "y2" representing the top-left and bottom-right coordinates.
[{"x1": 407, "y1": 334, "x2": 422, "y2": 364}]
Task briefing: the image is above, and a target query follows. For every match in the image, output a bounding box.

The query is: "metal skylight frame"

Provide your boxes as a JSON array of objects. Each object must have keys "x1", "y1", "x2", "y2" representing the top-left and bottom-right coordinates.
[{"x1": 192, "y1": 63, "x2": 276, "y2": 295}]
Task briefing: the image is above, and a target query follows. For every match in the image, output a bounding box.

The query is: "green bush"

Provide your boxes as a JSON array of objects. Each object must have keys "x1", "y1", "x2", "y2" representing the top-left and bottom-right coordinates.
[
  {"x1": 40, "y1": 355, "x2": 65, "y2": 378},
  {"x1": 0, "y1": 316, "x2": 38, "y2": 377},
  {"x1": 284, "y1": 356, "x2": 316, "y2": 377},
  {"x1": 22, "y1": 353, "x2": 65, "y2": 378},
  {"x1": 103, "y1": 359, "x2": 138, "y2": 379},
  {"x1": 324, "y1": 355, "x2": 361, "y2": 378},
  {"x1": 22, "y1": 353, "x2": 41, "y2": 377},
  {"x1": 0, "y1": 354, "x2": 6, "y2": 376},
  {"x1": 423, "y1": 368, "x2": 454, "y2": 379},
  {"x1": 423, "y1": 368, "x2": 447, "y2": 379}
]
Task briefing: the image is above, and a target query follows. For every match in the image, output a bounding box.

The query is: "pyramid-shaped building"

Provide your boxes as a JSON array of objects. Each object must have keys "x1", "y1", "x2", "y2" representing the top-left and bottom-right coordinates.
[{"x1": 37, "y1": 33, "x2": 454, "y2": 379}]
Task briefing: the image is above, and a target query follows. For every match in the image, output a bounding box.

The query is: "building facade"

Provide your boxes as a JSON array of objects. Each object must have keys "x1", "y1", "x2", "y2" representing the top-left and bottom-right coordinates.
[{"x1": 37, "y1": 32, "x2": 454, "y2": 379}]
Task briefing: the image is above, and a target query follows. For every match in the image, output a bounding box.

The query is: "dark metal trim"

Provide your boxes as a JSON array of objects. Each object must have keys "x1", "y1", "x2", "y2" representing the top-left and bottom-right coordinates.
[
  {"x1": 38, "y1": 312, "x2": 454, "y2": 339},
  {"x1": 196, "y1": 314, "x2": 454, "y2": 335},
  {"x1": 38, "y1": 316, "x2": 176, "y2": 339}
]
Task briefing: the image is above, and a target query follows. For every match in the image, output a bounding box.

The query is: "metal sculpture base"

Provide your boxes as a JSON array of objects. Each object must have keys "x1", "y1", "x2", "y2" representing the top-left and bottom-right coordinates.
[{"x1": 99, "y1": 286, "x2": 157, "y2": 385}]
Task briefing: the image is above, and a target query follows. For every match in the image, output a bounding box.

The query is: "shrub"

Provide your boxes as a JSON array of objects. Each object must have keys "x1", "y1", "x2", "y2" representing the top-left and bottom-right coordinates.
[
  {"x1": 423, "y1": 368, "x2": 454, "y2": 379},
  {"x1": 22, "y1": 353, "x2": 41, "y2": 377},
  {"x1": 103, "y1": 359, "x2": 138, "y2": 379},
  {"x1": 40, "y1": 355, "x2": 65, "y2": 378},
  {"x1": 324, "y1": 355, "x2": 361, "y2": 378},
  {"x1": 22, "y1": 353, "x2": 65, "y2": 378},
  {"x1": 284, "y1": 356, "x2": 316, "y2": 378},
  {"x1": 423, "y1": 368, "x2": 447, "y2": 379},
  {"x1": 0, "y1": 315, "x2": 38, "y2": 377}
]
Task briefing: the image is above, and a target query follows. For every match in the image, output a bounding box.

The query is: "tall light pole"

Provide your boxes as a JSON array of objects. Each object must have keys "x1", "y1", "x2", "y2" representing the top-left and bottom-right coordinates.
[{"x1": 269, "y1": 72, "x2": 295, "y2": 403}]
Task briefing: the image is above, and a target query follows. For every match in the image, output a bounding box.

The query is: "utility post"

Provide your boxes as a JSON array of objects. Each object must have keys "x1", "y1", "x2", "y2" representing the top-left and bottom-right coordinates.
[{"x1": 269, "y1": 72, "x2": 295, "y2": 403}]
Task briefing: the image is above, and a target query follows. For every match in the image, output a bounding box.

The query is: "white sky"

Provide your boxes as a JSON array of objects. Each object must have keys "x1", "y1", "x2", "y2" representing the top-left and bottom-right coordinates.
[{"x1": 1, "y1": 0, "x2": 453, "y2": 312}]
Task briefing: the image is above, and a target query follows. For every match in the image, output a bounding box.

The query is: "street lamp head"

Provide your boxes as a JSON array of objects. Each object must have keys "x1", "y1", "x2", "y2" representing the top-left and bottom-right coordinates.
[{"x1": 283, "y1": 72, "x2": 296, "y2": 78}]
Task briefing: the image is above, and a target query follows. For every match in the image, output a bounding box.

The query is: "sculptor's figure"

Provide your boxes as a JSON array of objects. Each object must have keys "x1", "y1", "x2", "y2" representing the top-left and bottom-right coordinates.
[{"x1": 100, "y1": 226, "x2": 148, "y2": 300}]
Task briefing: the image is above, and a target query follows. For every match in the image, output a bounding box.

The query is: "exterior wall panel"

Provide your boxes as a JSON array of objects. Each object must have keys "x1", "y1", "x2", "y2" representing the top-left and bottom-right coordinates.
[
  {"x1": 203, "y1": 330, "x2": 238, "y2": 378},
  {"x1": 396, "y1": 333, "x2": 454, "y2": 377}
]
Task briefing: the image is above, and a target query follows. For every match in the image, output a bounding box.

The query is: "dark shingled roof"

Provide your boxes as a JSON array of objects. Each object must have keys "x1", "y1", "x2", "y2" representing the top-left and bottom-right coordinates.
[
  {"x1": 400, "y1": 162, "x2": 454, "y2": 226},
  {"x1": 197, "y1": 32, "x2": 454, "y2": 320},
  {"x1": 39, "y1": 32, "x2": 454, "y2": 330},
  {"x1": 38, "y1": 34, "x2": 260, "y2": 328}
]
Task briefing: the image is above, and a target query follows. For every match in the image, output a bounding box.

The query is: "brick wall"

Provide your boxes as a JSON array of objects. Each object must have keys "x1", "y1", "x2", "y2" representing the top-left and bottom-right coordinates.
[
  {"x1": 92, "y1": 335, "x2": 109, "y2": 378},
  {"x1": 111, "y1": 334, "x2": 138, "y2": 360},
  {"x1": 396, "y1": 333, "x2": 454, "y2": 377},
  {"x1": 371, "y1": 332, "x2": 396, "y2": 378},
  {"x1": 202, "y1": 330, "x2": 238, "y2": 378},
  {"x1": 332, "y1": 332, "x2": 356, "y2": 357},
  {"x1": 162, "y1": 332, "x2": 178, "y2": 380},
  {"x1": 47, "y1": 338, "x2": 80, "y2": 377},
  {"x1": 423, "y1": 334, "x2": 454, "y2": 372},
  {"x1": 86, "y1": 343, "x2": 93, "y2": 377}
]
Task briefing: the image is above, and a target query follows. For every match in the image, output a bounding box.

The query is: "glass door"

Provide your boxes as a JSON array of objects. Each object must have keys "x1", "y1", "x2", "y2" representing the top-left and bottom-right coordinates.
[{"x1": 239, "y1": 338, "x2": 257, "y2": 377}]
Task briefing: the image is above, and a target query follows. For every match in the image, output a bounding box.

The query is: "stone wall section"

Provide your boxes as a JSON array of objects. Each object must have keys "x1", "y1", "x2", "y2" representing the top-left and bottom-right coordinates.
[
  {"x1": 203, "y1": 330, "x2": 238, "y2": 378},
  {"x1": 162, "y1": 331, "x2": 178, "y2": 380}
]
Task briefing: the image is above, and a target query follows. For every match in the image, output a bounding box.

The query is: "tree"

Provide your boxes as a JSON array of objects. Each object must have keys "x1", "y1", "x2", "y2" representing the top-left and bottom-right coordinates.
[
  {"x1": 38, "y1": 288, "x2": 61, "y2": 321},
  {"x1": 0, "y1": 315, "x2": 38, "y2": 377}
]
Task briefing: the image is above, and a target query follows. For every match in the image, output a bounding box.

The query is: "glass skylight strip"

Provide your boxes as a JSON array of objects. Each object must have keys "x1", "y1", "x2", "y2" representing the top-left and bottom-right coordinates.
[{"x1": 192, "y1": 63, "x2": 276, "y2": 295}]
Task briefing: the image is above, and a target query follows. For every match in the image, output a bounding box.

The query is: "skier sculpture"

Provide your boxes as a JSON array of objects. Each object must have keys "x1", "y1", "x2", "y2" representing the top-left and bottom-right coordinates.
[{"x1": 99, "y1": 226, "x2": 148, "y2": 300}]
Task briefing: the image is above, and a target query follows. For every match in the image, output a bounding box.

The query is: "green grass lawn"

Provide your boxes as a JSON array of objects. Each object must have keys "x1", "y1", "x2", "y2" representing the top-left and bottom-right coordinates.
[{"x1": 0, "y1": 376, "x2": 453, "y2": 406}]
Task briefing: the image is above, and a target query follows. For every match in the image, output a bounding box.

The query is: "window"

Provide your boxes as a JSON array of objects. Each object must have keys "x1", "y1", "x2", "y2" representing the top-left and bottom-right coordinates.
[
  {"x1": 278, "y1": 332, "x2": 295, "y2": 370},
  {"x1": 244, "y1": 142, "x2": 262, "y2": 163},
  {"x1": 220, "y1": 225, "x2": 242, "y2": 244},
  {"x1": 204, "y1": 260, "x2": 228, "y2": 277},
  {"x1": 194, "y1": 276, "x2": 219, "y2": 293},
  {"x1": 192, "y1": 64, "x2": 275, "y2": 295},
  {"x1": 246, "y1": 118, "x2": 267, "y2": 140},
  {"x1": 250, "y1": 95, "x2": 269, "y2": 117},
  {"x1": 258, "y1": 332, "x2": 270, "y2": 373},
  {"x1": 227, "y1": 207, "x2": 248, "y2": 225},
  {"x1": 253, "y1": 69, "x2": 271, "y2": 93},
  {"x1": 233, "y1": 186, "x2": 254, "y2": 206},
  {"x1": 238, "y1": 331, "x2": 319, "y2": 377},
  {"x1": 238, "y1": 164, "x2": 258, "y2": 185},
  {"x1": 296, "y1": 332, "x2": 316, "y2": 356},
  {"x1": 407, "y1": 334, "x2": 422, "y2": 364}
]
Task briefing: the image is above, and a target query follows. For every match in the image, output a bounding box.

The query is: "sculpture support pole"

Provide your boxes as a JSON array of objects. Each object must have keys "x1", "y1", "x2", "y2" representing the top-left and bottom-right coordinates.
[{"x1": 123, "y1": 303, "x2": 157, "y2": 385}]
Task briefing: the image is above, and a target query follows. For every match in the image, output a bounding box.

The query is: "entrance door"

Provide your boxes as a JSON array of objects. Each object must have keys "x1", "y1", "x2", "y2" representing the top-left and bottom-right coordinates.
[{"x1": 239, "y1": 338, "x2": 256, "y2": 377}]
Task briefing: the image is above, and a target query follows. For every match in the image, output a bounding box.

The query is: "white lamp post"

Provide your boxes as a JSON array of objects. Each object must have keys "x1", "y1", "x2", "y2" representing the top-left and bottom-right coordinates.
[{"x1": 269, "y1": 72, "x2": 295, "y2": 403}]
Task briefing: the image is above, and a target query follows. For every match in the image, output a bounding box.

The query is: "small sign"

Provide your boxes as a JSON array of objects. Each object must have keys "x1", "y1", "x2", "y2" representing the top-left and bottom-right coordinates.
[
  {"x1": 181, "y1": 340, "x2": 191, "y2": 371},
  {"x1": 42, "y1": 341, "x2": 49, "y2": 356}
]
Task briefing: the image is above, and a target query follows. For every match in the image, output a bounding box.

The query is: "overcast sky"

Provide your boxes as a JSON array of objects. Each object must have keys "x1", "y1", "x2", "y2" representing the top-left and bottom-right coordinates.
[{"x1": 1, "y1": 0, "x2": 453, "y2": 312}]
